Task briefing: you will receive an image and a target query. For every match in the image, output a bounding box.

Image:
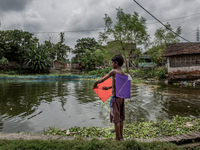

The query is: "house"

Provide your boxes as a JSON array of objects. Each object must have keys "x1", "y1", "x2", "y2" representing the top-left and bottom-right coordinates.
[
  {"x1": 163, "y1": 42, "x2": 200, "y2": 82},
  {"x1": 54, "y1": 60, "x2": 66, "y2": 70}
]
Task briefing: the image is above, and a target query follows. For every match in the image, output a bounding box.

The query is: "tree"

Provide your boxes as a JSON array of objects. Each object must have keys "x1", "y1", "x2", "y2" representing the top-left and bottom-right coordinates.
[
  {"x1": 42, "y1": 40, "x2": 55, "y2": 58},
  {"x1": 0, "y1": 30, "x2": 39, "y2": 65},
  {"x1": 54, "y1": 32, "x2": 71, "y2": 62},
  {"x1": 72, "y1": 37, "x2": 103, "y2": 71},
  {"x1": 147, "y1": 23, "x2": 182, "y2": 66},
  {"x1": 24, "y1": 45, "x2": 52, "y2": 74},
  {"x1": 99, "y1": 8, "x2": 149, "y2": 72},
  {"x1": 41, "y1": 32, "x2": 71, "y2": 62}
]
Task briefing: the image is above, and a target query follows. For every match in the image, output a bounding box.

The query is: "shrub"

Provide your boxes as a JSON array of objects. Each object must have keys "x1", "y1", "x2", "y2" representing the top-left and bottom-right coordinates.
[
  {"x1": 129, "y1": 67, "x2": 167, "y2": 80},
  {"x1": 0, "y1": 57, "x2": 8, "y2": 67},
  {"x1": 156, "y1": 66, "x2": 167, "y2": 79},
  {"x1": 88, "y1": 67, "x2": 112, "y2": 77}
]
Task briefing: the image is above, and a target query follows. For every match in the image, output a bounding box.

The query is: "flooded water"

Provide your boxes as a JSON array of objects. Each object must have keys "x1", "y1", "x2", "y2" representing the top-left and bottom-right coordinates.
[{"x1": 0, "y1": 79, "x2": 200, "y2": 133}]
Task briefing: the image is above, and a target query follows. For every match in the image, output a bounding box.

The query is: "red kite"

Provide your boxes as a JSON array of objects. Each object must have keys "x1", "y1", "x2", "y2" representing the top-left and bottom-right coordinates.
[{"x1": 93, "y1": 76, "x2": 112, "y2": 102}]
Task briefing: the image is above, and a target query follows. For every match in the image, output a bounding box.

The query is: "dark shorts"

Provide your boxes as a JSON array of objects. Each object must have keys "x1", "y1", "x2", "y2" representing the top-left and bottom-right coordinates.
[{"x1": 110, "y1": 96, "x2": 125, "y2": 124}]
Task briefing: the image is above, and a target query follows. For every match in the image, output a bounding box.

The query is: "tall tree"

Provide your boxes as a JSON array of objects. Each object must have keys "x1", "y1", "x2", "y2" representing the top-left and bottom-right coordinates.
[
  {"x1": 99, "y1": 8, "x2": 149, "y2": 72},
  {"x1": 54, "y1": 32, "x2": 71, "y2": 62},
  {"x1": 0, "y1": 30, "x2": 39, "y2": 65},
  {"x1": 72, "y1": 37, "x2": 103, "y2": 71},
  {"x1": 147, "y1": 23, "x2": 182, "y2": 66}
]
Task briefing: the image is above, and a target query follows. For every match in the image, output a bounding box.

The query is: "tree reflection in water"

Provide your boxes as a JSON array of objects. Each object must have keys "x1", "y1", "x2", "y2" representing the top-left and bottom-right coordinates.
[{"x1": 1, "y1": 80, "x2": 200, "y2": 133}]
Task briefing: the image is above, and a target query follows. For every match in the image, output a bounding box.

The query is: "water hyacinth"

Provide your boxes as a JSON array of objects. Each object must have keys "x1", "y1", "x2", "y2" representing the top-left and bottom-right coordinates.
[{"x1": 41, "y1": 115, "x2": 200, "y2": 139}]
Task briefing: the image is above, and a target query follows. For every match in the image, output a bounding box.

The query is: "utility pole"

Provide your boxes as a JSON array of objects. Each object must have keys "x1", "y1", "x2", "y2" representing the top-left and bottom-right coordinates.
[{"x1": 196, "y1": 27, "x2": 199, "y2": 42}]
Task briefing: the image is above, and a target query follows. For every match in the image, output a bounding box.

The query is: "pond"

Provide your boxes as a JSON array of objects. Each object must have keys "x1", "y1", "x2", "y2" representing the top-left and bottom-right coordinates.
[{"x1": 0, "y1": 79, "x2": 200, "y2": 133}]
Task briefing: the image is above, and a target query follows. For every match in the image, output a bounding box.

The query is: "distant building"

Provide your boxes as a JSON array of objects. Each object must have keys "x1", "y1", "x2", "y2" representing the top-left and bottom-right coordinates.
[
  {"x1": 54, "y1": 60, "x2": 65, "y2": 70},
  {"x1": 163, "y1": 42, "x2": 200, "y2": 82},
  {"x1": 138, "y1": 55, "x2": 156, "y2": 69}
]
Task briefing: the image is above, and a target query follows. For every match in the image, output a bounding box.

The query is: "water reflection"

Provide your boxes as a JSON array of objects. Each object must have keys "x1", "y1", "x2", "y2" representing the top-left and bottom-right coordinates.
[
  {"x1": 166, "y1": 84, "x2": 200, "y2": 118},
  {"x1": 1, "y1": 80, "x2": 200, "y2": 133}
]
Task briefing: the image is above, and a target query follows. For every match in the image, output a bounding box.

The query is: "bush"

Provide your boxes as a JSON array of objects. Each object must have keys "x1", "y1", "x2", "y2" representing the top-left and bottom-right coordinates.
[
  {"x1": 0, "y1": 57, "x2": 8, "y2": 65},
  {"x1": 88, "y1": 67, "x2": 112, "y2": 77},
  {"x1": 156, "y1": 66, "x2": 167, "y2": 79},
  {"x1": 129, "y1": 67, "x2": 167, "y2": 80},
  {"x1": 0, "y1": 57, "x2": 8, "y2": 69}
]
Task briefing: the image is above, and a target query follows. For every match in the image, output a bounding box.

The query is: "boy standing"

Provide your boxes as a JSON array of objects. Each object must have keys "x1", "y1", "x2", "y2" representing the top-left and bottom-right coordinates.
[{"x1": 93, "y1": 54, "x2": 125, "y2": 141}]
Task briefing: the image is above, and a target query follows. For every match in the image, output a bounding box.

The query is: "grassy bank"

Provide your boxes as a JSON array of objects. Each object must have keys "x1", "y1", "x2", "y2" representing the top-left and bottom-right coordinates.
[
  {"x1": 0, "y1": 138, "x2": 182, "y2": 150},
  {"x1": 4, "y1": 116, "x2": 200, "y2": 149},
  {"x1": 18, "y1": 116, "x2": 200, "y2": 140},
  {"x1": 0, "y1": 67, "x2": 167, "y2": 84}
]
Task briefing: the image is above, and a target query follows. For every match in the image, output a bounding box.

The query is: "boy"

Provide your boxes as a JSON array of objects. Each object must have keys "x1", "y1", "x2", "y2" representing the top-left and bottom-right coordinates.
[{"x1": 93, "y1": 54, "x2": 125, "y2": 141}]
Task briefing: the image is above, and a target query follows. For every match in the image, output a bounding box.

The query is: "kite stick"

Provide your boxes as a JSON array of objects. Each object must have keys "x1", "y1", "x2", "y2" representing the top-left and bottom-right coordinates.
[{"x1": 116, "y1": 79, "x2": 128, "y2": 97}]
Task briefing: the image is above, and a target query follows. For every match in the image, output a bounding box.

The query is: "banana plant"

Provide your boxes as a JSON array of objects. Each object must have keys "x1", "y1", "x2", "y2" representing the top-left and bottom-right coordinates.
[{"x1": 24, "y1": 45, "x2": 51, "y2": 74}]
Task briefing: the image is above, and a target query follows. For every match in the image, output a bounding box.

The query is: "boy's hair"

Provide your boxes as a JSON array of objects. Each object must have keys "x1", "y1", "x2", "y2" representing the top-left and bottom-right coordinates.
[{"x1": 112, "y1": 55, "x2": 124, "y2": 66}]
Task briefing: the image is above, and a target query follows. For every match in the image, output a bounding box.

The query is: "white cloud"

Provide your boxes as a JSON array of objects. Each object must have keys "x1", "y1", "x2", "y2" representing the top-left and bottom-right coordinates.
[{"x1": 1, "y1": 0, "x2": 200, "y2": 58}]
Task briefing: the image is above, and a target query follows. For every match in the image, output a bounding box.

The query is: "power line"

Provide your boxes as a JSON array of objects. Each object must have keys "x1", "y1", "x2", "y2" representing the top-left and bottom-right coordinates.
[
  {"x1": 31, "y1": 28, "x2": 103, "y2": 34},
  {"x1": 182, "y1": 29, "x2": 196, "y2": 37},
  {"x1": 148, "y1": 12, "x2": 200, "y2": 24},
  {"x1": 133, "y1": 0, "x2": 191, "y2": 43}
]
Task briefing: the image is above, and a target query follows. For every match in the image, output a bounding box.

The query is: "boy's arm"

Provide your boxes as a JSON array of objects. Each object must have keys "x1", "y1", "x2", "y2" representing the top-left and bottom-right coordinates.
[{"x1": 93, "y1": 70, "x2": 115, "y2": 88}]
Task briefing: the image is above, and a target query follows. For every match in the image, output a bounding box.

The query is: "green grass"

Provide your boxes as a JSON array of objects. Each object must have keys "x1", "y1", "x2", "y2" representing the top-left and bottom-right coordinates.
[
  {"x1": 0, "y1": 138, "x2": 181, "y2": 150},
  {"x1": 18, "y1": 115, "x2": 200, "y2": 140}
]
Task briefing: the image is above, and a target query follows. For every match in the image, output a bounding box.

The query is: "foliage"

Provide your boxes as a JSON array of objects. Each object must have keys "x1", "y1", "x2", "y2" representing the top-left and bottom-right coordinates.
[
  {"x1": 0, "y1": 57, "x2": 8, "y2": 66},
  {"x1": 146, "y1": 23, "x2": 182, "y2": 66},
  {"x1": 0, "y1": 30, "x2": 71, "y2": 73},
  {"x1": 156, "y1": 66, "x2": 168, "y2": 79},
  {"x1": 41, "y1": 32, "x2": 72, "y2": 62},
  {"x1": 129, "y1": 69, "x2": 157, "y2": 79},
  {"x1": 0, "y1": 30, "x2": 39, "y2": 65},
  {"x1": 99, "y1": 7, "x2": 149, "y2": 72},
  {"x1": 154, "y1": 22, "x2": 181, "y2": 45},
  {"x1": 72, "y1": 37, "x2": 104, "y2": 71},
  {"x1": 0, "y1": 70, "x2": 18, "y2": 75},
  {"x1": 24, "y1": 45, "x2": 52, "y2": 74},
  {"x1": 54, "y1": 32, "x2": 71, "y2": 62},
  {"x1": 0, "y1": 138, "x2": 180, "y2": 150},
  {"x1": 129, "y1": 67, "x2": 167, "y2": 80},
  {"x1": 87, "y1": 67, "x2": 112, "y2": 77},
  {"x1": 39, "y1": 115, "x2": 200, "y2": 140}
]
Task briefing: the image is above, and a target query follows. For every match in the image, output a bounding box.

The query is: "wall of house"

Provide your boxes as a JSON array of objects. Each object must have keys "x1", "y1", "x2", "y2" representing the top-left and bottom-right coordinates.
[
  {"x1": 66, "y1": 64, "x2": 71, "y2": 69},
  {"x1": 54, "y1": 62, "x2": 63, "y2": 70},
  {"x1": 167, "y1": 57, "x2": 200, "y2": 81}
]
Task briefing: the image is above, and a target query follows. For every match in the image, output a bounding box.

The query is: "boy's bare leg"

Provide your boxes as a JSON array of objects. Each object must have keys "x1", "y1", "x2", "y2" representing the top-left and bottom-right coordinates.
[
  {"x1": 120, "y1": 121, "x2": 123, "y2": 139},
  {"x1": 114, "y1": 122, "x2": 121, "y2": 141}
]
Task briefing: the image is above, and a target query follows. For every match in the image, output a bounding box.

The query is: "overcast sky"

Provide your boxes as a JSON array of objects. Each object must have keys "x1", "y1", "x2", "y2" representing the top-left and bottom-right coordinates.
[{"x1": 1, "y1": 0, "x2": 200, "y2": 59}]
